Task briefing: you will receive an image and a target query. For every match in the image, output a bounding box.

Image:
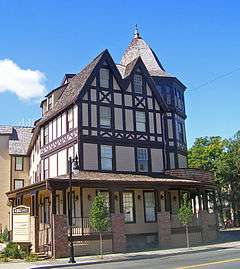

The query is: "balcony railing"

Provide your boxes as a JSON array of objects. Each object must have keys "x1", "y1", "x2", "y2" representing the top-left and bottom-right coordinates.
[{"x1": 69, "y1": 217, "x2": 111, "y2": 236}]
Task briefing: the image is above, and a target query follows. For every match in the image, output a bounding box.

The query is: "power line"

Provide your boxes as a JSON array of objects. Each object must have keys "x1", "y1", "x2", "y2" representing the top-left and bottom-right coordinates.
[{"x1": 190, "y1": 66, "x2": 240, "y2": 90}]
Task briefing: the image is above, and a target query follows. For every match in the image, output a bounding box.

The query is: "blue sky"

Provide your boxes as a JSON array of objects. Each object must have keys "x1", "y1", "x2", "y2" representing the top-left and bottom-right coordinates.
[{"x1": 0, "y1": 0, "x2": 239, "y2": 146}]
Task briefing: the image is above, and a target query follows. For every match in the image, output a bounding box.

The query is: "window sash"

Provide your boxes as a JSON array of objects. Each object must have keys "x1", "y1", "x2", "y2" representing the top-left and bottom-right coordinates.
[
  {"x1": 136, "y1": 111, "x2": 146, "y2": 132},
  {"x1": 44, "y1": 159, "x2": 49, "y2": 179},
  {"x1": 144, "y1": 192, "x2": 156, "y2": 222},
  {"x1": 101, "y1": 146, "x2": 112, "y2": 170},
  {"x1": 123, "y1": 192, "x2": 135, "y2": 223},
  {"x1": 134, "y1": 74, "x2": 142, "y2": 94},
  {"x1": 14, "y1": 179, "x2": 24, "y2": 190},
  {"x1": 44, "y1": 125, "x2": 49, "y2": 145},
  {"x1": 15, "y1": 157, "x2": 23, "y2": 171},
  {"x1": 100, "y1": 68, "x2": 109, "y2": 88},
  {"x1": 137, "y1": 148, "x2": 148, "y2": 172},
  {"x1": 100, "y1": 106, "x2": 111, "y2": 127},
  {"x1": 67, "y1": 109, "x2": 73, "y2": 131}
]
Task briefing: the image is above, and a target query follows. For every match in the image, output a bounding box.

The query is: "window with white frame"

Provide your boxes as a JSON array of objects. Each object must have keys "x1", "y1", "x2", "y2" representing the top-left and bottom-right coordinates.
[
  {"x1": 101, "y1": 145, "x2": 112, "y2": 170},
  {"x1": 15, "y1": 156, "x2": 23, "y2": 171},
  {"x1": 14, "y1": 179, "x2": 24, "y2": 190},
  {"x1": 44, "y1": 125, "x2": 49, "y2": 145},
  {"x1": 123, "y1": 192, "x2": 135, "y2": 223},
  {"x1": 133, "y1": 74, "x2": 142, "y2": 94},
  {"x1": 137, "y1": 148, "x2": 148, "y2": 172},
  {"x1": 67, "y1": 108, "x2": 73, "y2": 131},
  {"x1": 136, "y1": 111, "x2": 146, "y2": 132},
  {"x1": 100, "y1": 106, "x2": 111, "y2": 128},
  {"x1": 144, "y1": 191, "x2": 156, "y2": 222},
  {"x1": 44, "y1": 158, "x2": 49, "y2": 179},
  {"x1": 100, "y1": 68, "x2": 109, "y2": 88}
]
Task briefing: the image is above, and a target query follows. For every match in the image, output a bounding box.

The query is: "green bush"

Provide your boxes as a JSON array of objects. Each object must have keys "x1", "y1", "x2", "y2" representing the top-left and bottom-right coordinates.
[
  {"x1": 25, "y1": 253, "x2": 39, "y2": 262},
  {"x1": 0, "y1": 226, "x2": 9, "y2": 243},
  {"x1": 2, "y1": 242, "x2": 26, "y2": 259},
  {"x1": 0, "y1": 253, "x2": 9, "y2": 262}
]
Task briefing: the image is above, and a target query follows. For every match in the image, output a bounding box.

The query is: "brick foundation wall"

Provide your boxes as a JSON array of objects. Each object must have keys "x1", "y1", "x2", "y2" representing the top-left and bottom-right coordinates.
[
  {"x1": 157, "y1": 212, "x2": 171, "y2": 248},
  {"x1": 111, "y1": 213, "x2": 126, "y2": 253},
  {"x1": 52, "y1": 215, "x2": 69, "y2": 258},
  {"x1": 199, "y1": 210, "x2": 218, "y2": 242}
]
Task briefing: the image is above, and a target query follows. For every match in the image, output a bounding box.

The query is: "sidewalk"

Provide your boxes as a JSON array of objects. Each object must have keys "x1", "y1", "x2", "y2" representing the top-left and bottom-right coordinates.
[{"x1": 0, "y1": 241, "x2": 239, "y2": 269}]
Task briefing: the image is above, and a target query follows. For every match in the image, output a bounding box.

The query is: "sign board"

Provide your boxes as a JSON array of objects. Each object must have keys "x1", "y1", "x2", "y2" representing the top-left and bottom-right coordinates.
[{"x1": 12, "y1": 206, "x2": 31, "y2": 242}]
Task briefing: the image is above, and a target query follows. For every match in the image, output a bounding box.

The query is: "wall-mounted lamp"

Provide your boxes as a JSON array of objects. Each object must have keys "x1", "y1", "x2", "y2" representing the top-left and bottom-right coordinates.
[
  {"x1": 114, "y1": 195, "x2": 118, "y2": 201},
  {"x1": 173, "y1": 196, "x2": 177, "y2": 202},
  {"x1": 75, "y1": 195, "x2": 79, "y2": 201},
  {"x1": 160, "y1": 194, "x2": 164, "y2": 200},
  {"x1": 87, "y1": 194, "x2": 92, "y2": 201},
  {"x1": 137, "y1": 195, "x2": 142, "y2": 200}
]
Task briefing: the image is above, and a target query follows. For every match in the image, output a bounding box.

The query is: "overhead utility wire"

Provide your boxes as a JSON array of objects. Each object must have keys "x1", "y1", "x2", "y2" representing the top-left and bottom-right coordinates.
[{"x1": 190, "y1": 66, "x2": 240, "y2": 90}]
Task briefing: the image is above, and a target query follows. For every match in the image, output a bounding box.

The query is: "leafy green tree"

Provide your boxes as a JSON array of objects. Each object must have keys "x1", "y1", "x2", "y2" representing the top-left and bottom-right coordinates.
[
  {"x1": 89, "y1": 193, "x2": 110, "y2": 259},
  {"x1": 178, "y1": 193, "x2": 193, "y2": 248},
  {"x1": 188, "y1": 136, "x2": 227, "y2": 224}
]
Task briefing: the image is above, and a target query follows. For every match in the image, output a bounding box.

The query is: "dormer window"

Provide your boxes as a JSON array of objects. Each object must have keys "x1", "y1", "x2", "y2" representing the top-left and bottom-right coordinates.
[
  {"x1": 134, "y1": 74, "x2": 142, "y2": 94},
  {"x1": 100, "y1": 68, "x2": 109, "y2": 88},
  {"x1": 48, "y1": 95, "x2": 53, "y2": 110}
]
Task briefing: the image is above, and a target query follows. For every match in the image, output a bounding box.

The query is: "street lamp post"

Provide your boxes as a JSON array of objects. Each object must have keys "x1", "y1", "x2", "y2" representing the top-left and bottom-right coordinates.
[{"x1": 68, "y1": 155, "x2": 79, "y2": 264}]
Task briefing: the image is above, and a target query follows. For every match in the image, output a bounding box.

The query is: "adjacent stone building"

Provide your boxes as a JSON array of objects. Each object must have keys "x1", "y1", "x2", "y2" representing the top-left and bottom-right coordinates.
[{"x1": 1, "y1": 29, "x2": 217, "y2": 257}]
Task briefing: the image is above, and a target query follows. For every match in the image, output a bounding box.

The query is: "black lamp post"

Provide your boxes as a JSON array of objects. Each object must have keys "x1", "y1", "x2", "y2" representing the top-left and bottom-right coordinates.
[{"x1": 68, "y1": 155, "x2": 79, "y2": 264}]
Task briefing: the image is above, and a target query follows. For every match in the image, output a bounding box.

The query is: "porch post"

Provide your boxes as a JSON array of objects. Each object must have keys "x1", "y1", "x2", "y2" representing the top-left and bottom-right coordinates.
[
  {"x1": 156, "y1": 188, "x2": 171, "y2": 248},
  {"x1": 197, "y1": 189, "x2": 202, "y2": 212},
  {"x1": 51, "y1": 189, "x2": 69, "y2": 258},
  {"x1": 111, "y1": 188, "x2": 126, "y2": 253},
  {"x1": 30, "y1": 192, "x2": 39, "y2": 253},
  {"x1": 202, "y1": 190, "x2": 209, "y2": 211}
]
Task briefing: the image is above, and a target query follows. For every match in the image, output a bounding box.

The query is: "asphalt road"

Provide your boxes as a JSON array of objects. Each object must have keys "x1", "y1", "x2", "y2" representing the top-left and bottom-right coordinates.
[{"x1": 60, "y1": 246, "x2": 240, "y2": 269}]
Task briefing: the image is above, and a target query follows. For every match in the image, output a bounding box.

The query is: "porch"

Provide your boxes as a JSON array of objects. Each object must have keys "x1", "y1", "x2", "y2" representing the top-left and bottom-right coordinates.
[{"x1": 6, "y1": 169, "x2": 218, "y2": 258}]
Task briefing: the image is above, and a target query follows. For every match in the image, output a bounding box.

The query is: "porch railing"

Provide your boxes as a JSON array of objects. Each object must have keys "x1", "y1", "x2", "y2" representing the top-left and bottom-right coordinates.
[{"x1": 69, "y1": 217, "x2": 111, "y2": 236}]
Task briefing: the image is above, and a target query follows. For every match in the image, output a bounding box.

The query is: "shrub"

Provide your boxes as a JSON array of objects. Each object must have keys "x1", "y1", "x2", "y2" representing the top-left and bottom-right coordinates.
[
  {"x1": 0, "y1": 253, "x2": 9, "y2": 262},
  {"x1": 0, "y1": 226, "x2": 9, "y2": 243},
  {"x1": 25, "y1": 253, "x2": 39, "y2": 262},
  {"x1": 2, "y1": 242, "x2": 26, "y2": 259}
]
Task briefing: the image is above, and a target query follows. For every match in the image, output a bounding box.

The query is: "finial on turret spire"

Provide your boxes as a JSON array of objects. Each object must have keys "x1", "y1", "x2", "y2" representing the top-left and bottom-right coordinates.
[{"x1": 134, "y1": 24, "x2": 140, "y2": 38}]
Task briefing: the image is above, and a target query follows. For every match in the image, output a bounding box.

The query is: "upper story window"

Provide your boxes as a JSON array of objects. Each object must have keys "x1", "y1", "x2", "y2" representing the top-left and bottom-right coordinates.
[
  {"x1": 177, "y1": 121, "x2": 185, "y2": 144},
  {"x1": 15, "y1": 156, "x2": 23, "y2": 171},
  {"x1": 137, "y1": 148, "x2": 148, "y2": 172},
  {"x1": 67, "y1": 108, "x2": 73, "y2": 131},
  {"x1": 48, "y1": 95, "x2": 53, "y2": 110},
  {"x1": 165, "y1": 86, "x2": 172, "y2": 105},
  {"x1": 101, "y1": 145, "x2": 112, "y2": 170},
  {"x1": 44, "y1": 125, "x2": 49, "y2": 145},
  {"x1": 133, "y1": 74, "x2": 142, "y2": 94},
  {"x1": 44, "y1": 158, "x2": 49, "y2": 180},
  {"x1": 14, "y1": 179, "x2": 24, "y2": 190},
  {"x1": 136, "y1": 111, "x2": 146, "y2": 132},
  {"x1": 100, "y1": 68, "x2": 109, "y2": 88},
  {"x1": 100, "y1": 106, "x2": 111, "y2": 128},
  {"x1": 175, "y1": 89, "x2": 184, "y2": 111}
]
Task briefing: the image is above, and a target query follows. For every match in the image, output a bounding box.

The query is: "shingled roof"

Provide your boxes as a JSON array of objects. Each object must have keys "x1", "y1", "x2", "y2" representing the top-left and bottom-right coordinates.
[
  {"x1": 38, "y1": 50, "x2": 105, "y2": 125},
  {"x1": 121, "y1": 34, "x2": 172, "y2": 77},
  {"x1": 9, "y1": 127, "x2": 33, "y2": 155}
]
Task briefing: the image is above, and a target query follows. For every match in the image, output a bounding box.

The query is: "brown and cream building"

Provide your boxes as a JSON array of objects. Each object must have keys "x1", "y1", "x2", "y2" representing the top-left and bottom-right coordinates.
[{"x1": 1, "y1": 30, "x2": 218, "y2": 257}]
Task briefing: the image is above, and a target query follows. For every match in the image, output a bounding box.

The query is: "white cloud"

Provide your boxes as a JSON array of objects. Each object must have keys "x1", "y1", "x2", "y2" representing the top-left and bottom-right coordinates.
[{"x1": 0, "y1": 59, "x2": 46, "y2": 100}]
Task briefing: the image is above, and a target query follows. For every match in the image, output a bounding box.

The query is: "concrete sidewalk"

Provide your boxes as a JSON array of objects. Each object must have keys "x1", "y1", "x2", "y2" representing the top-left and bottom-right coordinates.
[{"x1": 0, "y1": 241, "x2": 239, "y2": 269}]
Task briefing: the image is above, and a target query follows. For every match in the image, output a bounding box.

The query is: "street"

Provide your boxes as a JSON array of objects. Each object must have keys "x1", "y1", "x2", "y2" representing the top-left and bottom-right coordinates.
[{"x1": 59, "y1": 246, "x2": 240, "y2": 269}]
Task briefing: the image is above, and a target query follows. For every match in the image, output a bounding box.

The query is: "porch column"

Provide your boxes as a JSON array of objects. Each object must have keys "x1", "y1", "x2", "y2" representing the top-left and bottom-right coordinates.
[
  {"x1": 156, "y1": 188, "x2": 171, "y2": 248},
  {"x1": 111, "y1": 189, "x2": 126, "y2": 253},
  {"x1": 30, "y1": 192, "x2": 39, "y2": 253},
  {"x1": 51, "y1": 190, "x2": 69, "y2": 258}
]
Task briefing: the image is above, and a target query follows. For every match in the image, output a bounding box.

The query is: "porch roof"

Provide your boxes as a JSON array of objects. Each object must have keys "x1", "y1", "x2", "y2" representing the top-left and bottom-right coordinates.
[{"x1": 6, "y1": 171, "x2": 215, "y2": 198}]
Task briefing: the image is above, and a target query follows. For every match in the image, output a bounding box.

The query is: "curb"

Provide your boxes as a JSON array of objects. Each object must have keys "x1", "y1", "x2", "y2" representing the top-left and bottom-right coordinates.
[{"x1": 30, "y1": 244, "x2": 240, "y2": 269}]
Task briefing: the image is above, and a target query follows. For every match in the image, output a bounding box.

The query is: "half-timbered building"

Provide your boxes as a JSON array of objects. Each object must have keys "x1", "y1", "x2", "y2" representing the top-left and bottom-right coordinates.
[{"x1": 4, "y1": 29, "x2": 217, "y2": 257}]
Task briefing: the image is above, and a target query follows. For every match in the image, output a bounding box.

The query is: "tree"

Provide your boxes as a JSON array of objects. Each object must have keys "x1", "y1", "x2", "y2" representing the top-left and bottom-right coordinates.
[
  {"x1": 177, "y1": 193, "x2": 193, "y2": 248},
  {"x1": 89, "y1": 193, "x2": 110, "y2": 259},
  {"x1": 188, "y1": 136, "x2": 227, "y2": 224}
]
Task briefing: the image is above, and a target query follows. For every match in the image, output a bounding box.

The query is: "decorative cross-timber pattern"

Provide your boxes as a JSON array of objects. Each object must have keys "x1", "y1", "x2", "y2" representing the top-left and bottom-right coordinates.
[{"x1": 40, "y1": 128, "x2": 78, "y2": 157}]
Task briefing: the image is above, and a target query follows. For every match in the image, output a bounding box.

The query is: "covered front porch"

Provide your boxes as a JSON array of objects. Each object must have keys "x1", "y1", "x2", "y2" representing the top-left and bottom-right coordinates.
[{"x1": 7, "y1": 169, "x2": 218, "y2": 258}]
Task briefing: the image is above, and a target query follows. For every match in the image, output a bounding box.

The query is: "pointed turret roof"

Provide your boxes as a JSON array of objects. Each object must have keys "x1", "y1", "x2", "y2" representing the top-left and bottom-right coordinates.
[{"x1": 120, "y1": 28, "x2": 171, "y2": 77}]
